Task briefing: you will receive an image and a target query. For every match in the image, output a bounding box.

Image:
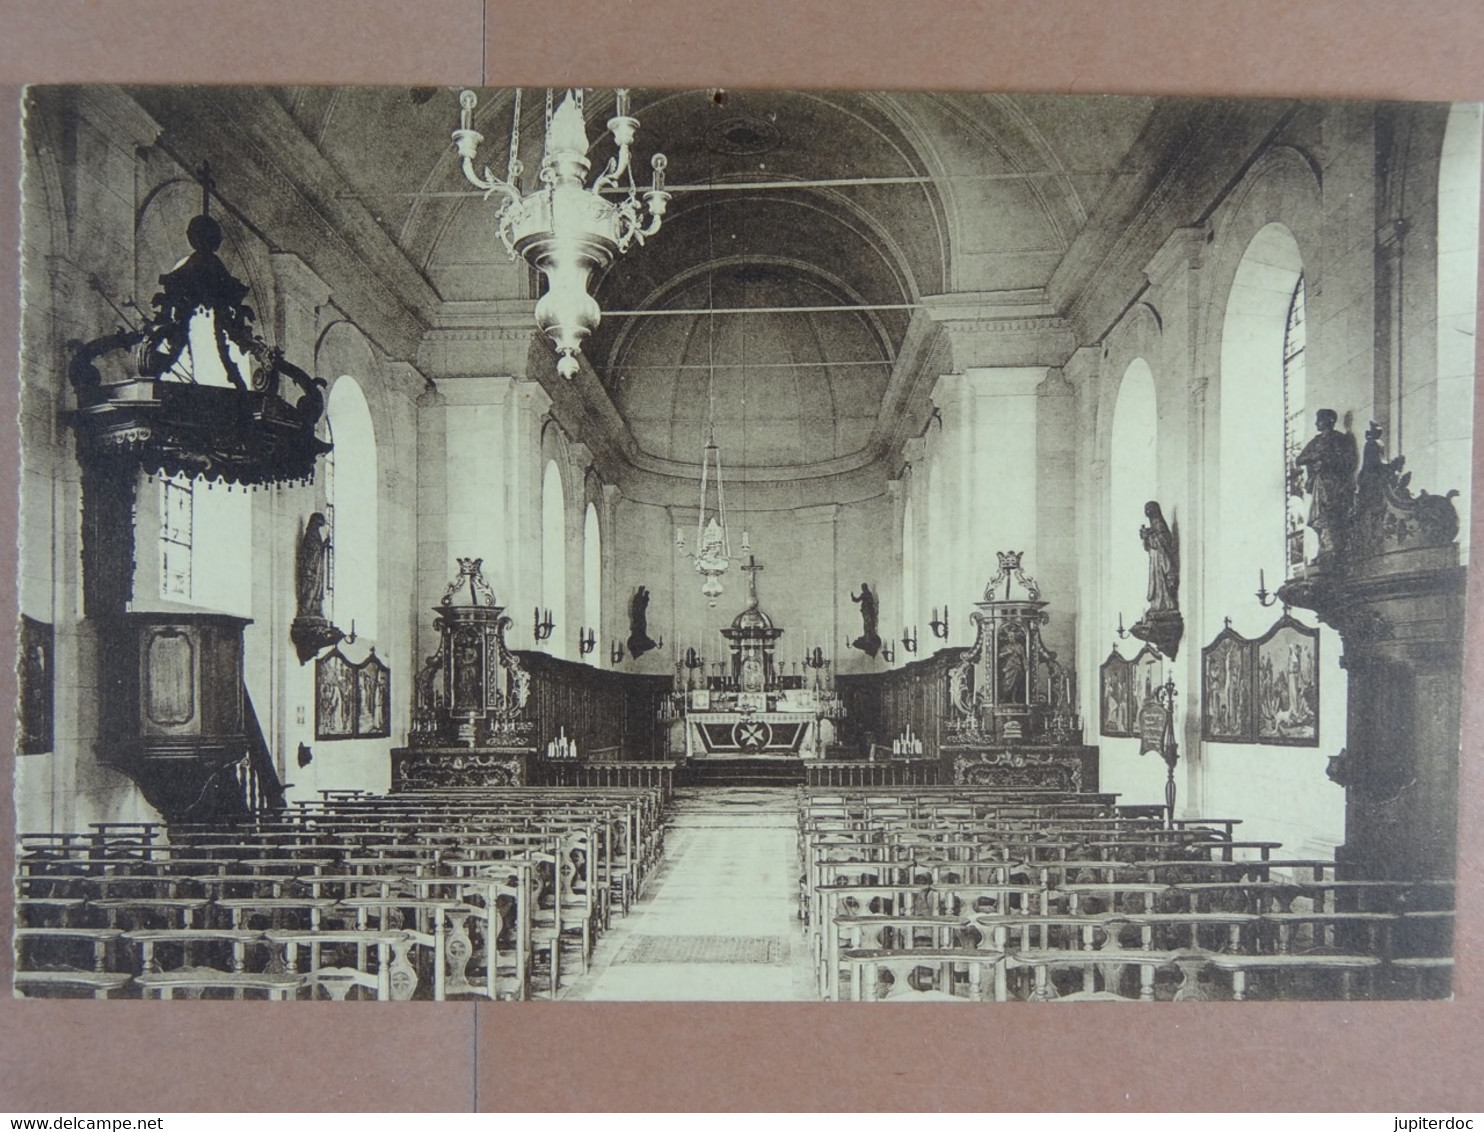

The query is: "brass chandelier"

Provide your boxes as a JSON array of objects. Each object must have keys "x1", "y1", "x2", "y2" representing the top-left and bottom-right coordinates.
[{"x1": 453, "y1": 88, "x2": 670, "y2": 379}]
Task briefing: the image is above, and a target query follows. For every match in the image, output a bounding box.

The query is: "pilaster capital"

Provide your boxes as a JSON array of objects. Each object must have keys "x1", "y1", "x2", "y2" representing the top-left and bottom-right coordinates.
[
  {"x1": 960, "y1": 366, "x2": 1050, "y2": 398},
  {"x1": 1062, "y1": 345, "x2": 1103, "y2": 387},
  {"x1": 381, "y1": 358, "x2": 429, "y2": 402},
  {"x1": 1143, "y1": 225, "x2": 1207, "y2": 289},
  {"x1": 515, "y1": 381, "x2": 553, "y2": 418},
  {"x1": 567, "y1": 440, "x2": 594, "y2": 470},
  {"x1": 75, "y1": 88, "x2": 162, "y2": 151},
  {"x1": 419, "y1": 302, "x2": 541, "y2": 379},
  {"x1": 920, "y1": 292, "x2": 1075, "y2": 368},
  {"x1": 1036, "y1": 367, "x2": 1075, "y2": 398},
  {"x1": 271, "y1": 252, "x2": 331, "y2": 311},
  {"x1": 930, "y1": 371, "x2": 964, "y2": 413}
]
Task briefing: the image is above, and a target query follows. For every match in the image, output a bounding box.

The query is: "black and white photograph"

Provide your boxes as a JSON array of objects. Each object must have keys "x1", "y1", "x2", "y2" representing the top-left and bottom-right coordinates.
[{"x1": 11, "y1": 79, "x2": 1476, "y2": 1009}]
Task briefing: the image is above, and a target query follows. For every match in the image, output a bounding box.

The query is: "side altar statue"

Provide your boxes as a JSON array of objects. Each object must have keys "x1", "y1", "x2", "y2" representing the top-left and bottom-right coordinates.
[
  {"x1": 943, "y1": 551, "x2": 1096, "y2": 790},
  {"x1": 663, "y1": 556, "x2": 843, "y2": 760},
  {"x1": 391, "y1": 558, "x2": 536, "y2": 789}
]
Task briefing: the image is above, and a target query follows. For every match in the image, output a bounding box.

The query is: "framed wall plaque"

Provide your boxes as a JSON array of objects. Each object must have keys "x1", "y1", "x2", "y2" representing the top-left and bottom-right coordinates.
[
  {"x1": 1200, "y1": 614, "x2": 1318, "y2": 747},
  {"x1": 1253, "y1": 614, "x2": 1320, "y2": 746},
  {"x1": 1099, "y1": 647, "x2": 1135, "y2": 737},
  {"x1": 1201, "y1": 624, "x2": 1255, "y2": 743},
  {"x1": 18, "y1": 615, "x2": 53, "y2": 754},
  {"x1": 315, "y1": 647, "x2": 391, "y2": 740}
]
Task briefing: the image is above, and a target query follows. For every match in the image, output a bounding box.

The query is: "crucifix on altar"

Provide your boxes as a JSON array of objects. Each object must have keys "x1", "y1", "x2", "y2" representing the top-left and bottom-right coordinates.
[{"x1": 720, "y1": 554, "x2": 784, "y2": 696}]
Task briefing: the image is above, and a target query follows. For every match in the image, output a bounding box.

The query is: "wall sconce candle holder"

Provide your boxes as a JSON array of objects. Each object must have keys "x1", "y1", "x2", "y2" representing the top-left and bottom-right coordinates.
[
  {"x1": 578, "y1": 627, "x2": 596, "y2": 655},
  {"x1": 1255, "y1": 568, "x2": 1287, "y2": 610},
  {"x1": 533, "y1": 607, "x2": 556, "y2": 641},
  {"x1": 901, "y1": 626, "x2": 919, "y2": 655},
  {"x1": 930, "y1": 605, "x2": 950, "y2": 640}
]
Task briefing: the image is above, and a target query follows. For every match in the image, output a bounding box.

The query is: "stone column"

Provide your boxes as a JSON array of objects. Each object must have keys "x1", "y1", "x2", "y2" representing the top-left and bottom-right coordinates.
[
  {"x1": 511, "y1": 381, "x2": 553, "y2": 649},
  {"x1": 1143, "y1": 227, "x2": 1206, "y2": 816},
  {"x1": 415, "y1": 383, "x2": 449, "y2": 663},
  {"x1": 261, "y1": 254, "x2": 332, "y2": 786},
  {"x1": 1064, "y1": 345, "x2": 1104, "y2": 727}
]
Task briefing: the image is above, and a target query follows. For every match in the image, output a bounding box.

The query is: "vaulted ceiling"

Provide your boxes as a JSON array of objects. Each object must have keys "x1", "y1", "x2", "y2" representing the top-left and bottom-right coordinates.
[{"x1": 128, "y1": 86, "x2": 1275, "y2": 496}]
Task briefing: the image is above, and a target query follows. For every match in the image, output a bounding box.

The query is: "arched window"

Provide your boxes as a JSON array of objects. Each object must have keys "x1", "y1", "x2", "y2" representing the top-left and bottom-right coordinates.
[
  {"x1": 1218, "y1": 222, "x2": 1303, "y2": 599},
  {"x1": 542, "y1": 460, "x2": 568, "y2": 658},
  {"x1": 324, "y1": 376, "x2": 378, "y2": 641},
  {"x1": 925, "y1": 462, "x2": 946, "y2": 631},
  {"x1": 901, "y1": 493, "x2": 917, "y2": 644},
  {"x1": 1282, "y1": 275, "x2": 1308, "y2": 572},
  {"x1": 153, "y1": 472, "x2": 250, "y2": 616},
  {"x1": 583, "y1": 502, "x2": 601, "y2": 665},
  {"x1": 1108, "y1": 359, "x2": 1158, "y2": 622},
  {"x1": 1436, "y1": 103, "x2": 1481, "y2": 561}
]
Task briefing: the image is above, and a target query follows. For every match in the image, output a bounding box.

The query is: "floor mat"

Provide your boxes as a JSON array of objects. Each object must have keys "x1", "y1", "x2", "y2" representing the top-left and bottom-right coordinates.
[{"x1": 614, "y1": 935, "x2": 786, "y2": 965}]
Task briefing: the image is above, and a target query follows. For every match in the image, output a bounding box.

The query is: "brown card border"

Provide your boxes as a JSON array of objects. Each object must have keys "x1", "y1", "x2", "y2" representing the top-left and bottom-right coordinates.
[{"x1": 2, "y1": 0, "x2": 1483, "y2": 1112}]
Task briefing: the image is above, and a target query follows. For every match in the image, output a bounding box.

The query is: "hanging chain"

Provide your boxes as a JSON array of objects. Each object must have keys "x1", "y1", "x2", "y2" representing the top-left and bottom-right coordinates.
[{"x1": 507, "y1": 88, "x2": 523, "y2": 185}]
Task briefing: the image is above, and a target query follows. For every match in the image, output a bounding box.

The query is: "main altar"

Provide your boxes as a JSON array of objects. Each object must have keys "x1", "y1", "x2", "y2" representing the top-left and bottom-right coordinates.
[{"x1": 664, "y1": 558, "x2": 842, "y2": 760}]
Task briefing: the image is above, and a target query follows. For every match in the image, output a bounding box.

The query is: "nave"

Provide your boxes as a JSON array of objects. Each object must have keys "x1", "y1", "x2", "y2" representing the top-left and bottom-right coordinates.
[
  {"x1": 13, "y1": 86, "x2": 1477, "y2": 1009},
  {"x1": 15, "y1": 781, "x2": 1454, "y2": 1003},
  {"x1": 563, "y1": 789, "x2": 816, "y2": 1001}
]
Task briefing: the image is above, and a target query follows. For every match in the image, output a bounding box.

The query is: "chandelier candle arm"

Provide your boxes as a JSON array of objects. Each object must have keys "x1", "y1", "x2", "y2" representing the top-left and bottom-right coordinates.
[{"x1": 453, "y1": 90, "x2": 521, "y2": 207}]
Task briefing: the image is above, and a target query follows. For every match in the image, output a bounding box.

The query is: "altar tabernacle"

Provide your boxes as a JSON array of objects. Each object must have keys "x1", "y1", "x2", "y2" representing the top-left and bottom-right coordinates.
[{"x1": 664, "y1": 556, "x2": 844, "y2": 763}]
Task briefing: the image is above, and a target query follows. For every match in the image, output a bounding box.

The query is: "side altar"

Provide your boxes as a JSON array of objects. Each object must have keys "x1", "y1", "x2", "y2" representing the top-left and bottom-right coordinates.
[
  {"x1": 663, "y1": 557, "x2": 843, "y2": 760},
  {"x1": 391, "y1": 559, "x2": 536, "y2": 790},
  {"x1": 941, "y1": 552, "x2": 1096, "y2": 791}
]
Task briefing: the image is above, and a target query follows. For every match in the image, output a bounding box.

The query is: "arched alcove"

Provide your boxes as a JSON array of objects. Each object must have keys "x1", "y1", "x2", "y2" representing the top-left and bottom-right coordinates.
[
  {"x1": 542, "y1": 459, "x2": 569, "y2": 659},
  {"x1": 901, "y1": 492, "x2": 917, "y2": 648},
  {"x1": 1436, "y1": 103, "x2": 1481, "y2": 561},
  {"x1": 1207, "y1": 222, "x2": 1344, "y2": 857},
  {"x1": 584, "y1": 502, "x2": 602, "y2": 665},
  {"x1": 1099, "y1": 358, "x2": 1159, "y2": 799},
  {"x1": 923, "y1": 461, "x2": 947, "y2": 636},
  {"x1": 1108, "y1": 358, "x2": 1158, "y2": 619},
  {"x1": 1218, "y1": 222, "x2": 1303, "y2": 600},
  {"x1": 325, "y1": 375, "x2": 378, "y2": 642}
]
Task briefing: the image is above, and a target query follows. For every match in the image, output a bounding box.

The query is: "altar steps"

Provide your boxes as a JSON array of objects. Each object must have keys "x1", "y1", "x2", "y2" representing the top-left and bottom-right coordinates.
[{"x1": 681, "y1": 757, "x2": 806, "y2": 788}]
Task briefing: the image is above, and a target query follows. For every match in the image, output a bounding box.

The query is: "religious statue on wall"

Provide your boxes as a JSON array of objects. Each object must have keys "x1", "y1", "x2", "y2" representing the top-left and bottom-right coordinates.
[
  {"x1": 290, "y1": 511, "x2": 346, "y2": 663},
  {"x1": 627, "y1": 585, "x2": 660, "y2": 659},
  {"x1": 1294, "y1": 408, "x2": 1359, "y2": 563},
  {"x1": 1129, "y1": 501, "x2": 1184, "y2": 659},
  {"x1": 850, "y1": 582, "x2": 881, "y2": 657},
  {"x1": 1140, "y1": 501, "x2": 1179, "y2": 612},
  {"x1": 296, "y1": 512, "x2": 330, "y2": 618}
]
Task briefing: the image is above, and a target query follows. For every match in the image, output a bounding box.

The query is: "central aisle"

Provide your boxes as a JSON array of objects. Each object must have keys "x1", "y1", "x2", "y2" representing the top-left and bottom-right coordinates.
[{"x1": 562, "y1": 787, "x2": 817, "y2": 1001}]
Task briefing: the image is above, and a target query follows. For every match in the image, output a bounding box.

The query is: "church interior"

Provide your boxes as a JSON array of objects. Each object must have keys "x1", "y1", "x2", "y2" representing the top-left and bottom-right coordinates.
[{"x1": 11, "y1": 84, "x2": 1478, "y2": 1002}]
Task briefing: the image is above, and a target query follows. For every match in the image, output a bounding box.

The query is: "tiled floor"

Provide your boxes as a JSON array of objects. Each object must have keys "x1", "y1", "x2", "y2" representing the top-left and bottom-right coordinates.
[{"x1": 562, "y1": 787, "x2": 818, "y2": 1001}]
